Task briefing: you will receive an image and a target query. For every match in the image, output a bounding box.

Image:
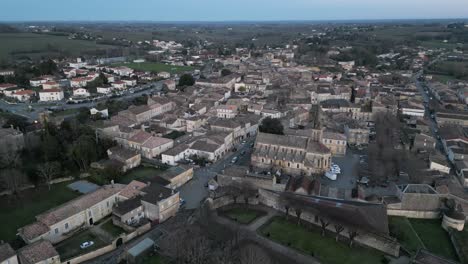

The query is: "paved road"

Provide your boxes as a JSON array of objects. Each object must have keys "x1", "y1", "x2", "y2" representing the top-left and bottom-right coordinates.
[
  {"x1": 179, "y1": 137, "x2": 256, "y2": 209},
  {"x1": 0, "y1": 80, "x2": 164, "y2": 121}
]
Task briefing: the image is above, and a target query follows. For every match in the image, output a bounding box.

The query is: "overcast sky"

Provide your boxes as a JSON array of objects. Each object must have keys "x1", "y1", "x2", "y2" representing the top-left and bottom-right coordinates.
[{"x1": 3, "y1": 0, "x2": 468, "y2": 21}]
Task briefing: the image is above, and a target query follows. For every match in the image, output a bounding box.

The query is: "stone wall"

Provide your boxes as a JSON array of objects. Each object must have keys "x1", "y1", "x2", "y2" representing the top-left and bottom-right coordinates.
[{"x1": 387, "y1": 209, "x2": 440, "y2": 219}]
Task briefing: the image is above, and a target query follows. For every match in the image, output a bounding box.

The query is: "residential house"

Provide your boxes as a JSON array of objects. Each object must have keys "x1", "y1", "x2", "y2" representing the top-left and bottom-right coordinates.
[
  {"x1": 10, "y1": 90, "x2": 35, "y2": 102},
  {"x1": 107, "y1": 146, "x2": 141, "y2": 172},
  {"x1": 139, "y1": 184, "x2": 180, "y2": 224},
  {"x1": 216, "y1": 105, "x2": 238, "y2": 119},
  {"x1": 42, "y1": 81, "x2": 59, "y2": 90},
  {"x1": 38, "y1": 89, "x2": 64, "y2": 102},
  {"x1": 112, "y1": 81, "x2": 127, "y2": 90},
  {"x1": 90, "y1": 107, "x2": 109, "y2": 118},
  {"x1": 0, "y1": 83, "x2": 17, "y2": 94},
  {"x1": 97, "y1": 86, "x2": 113, "y2": 94},
  {"x1": 72, "y1": 87, "x2": 90, "y2": 97},
  {"x1": 126, "y1": 130, "x2": 174, "y2": 159},
  {"x1": 344, "y1": 121, "x2": 370, "y2": 146},
  {"x1": 158, "y1": 165, "x2": 194, "y2": 189},
  {"x1": 163, "y1": 80, "x2": 176, "y2": 90},
  {"x1": 322, "y1": 131, "x2": 347, "y2": 156}
]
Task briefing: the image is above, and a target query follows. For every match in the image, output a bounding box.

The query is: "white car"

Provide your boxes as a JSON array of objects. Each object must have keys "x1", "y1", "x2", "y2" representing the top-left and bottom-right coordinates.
[
  {"x1": 325, "y1": 171, "x2": 337, "y2": 181},
  {"x1": 80, "y1": 241, "x2": 94, "y2": 249}
]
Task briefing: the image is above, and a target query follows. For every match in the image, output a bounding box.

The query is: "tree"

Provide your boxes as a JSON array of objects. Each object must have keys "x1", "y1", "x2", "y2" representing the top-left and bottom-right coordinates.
[
  {"x1": 334, "y1": 224, "x2": 345, "y2": 242},
  {"x1": 69, "y1": 135, "x2": 98, "y2": 171},
  {"x1": 221, "y1": 69, "x2": 232, "y2": 77},
  {"x1": 294, "y1": 207, "x2": 303, "y2": 226},
  {"x1": 348, "y1": 230, "x2": 359, "y2": 248},
  {"x1": 259, "y1": 117, "x2": 284, "y2": 135},
  {"x1": 237, "y1": 86, "x2": 246, "y2": 92},
  {"x1": 320, "y1": 217, "x2": 330, "y2": 236},
  {"x1": 37, "y1": 161, "x2": 61, "y2": 190},
  {"x1": 178, "y1": 74, "x2": 195, "y2": 87},
  {"x1": 279, "y1": 192, "x2": 291, "y2": 220},
  {"x1": 0, "y1": 142, "x2": 25, "y2": 196}
]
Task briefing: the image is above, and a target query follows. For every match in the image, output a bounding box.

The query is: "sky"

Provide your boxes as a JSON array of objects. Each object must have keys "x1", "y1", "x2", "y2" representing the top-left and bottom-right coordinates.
[{"x1": 2, "y1": 0, "x2": 468, "y2": 21}]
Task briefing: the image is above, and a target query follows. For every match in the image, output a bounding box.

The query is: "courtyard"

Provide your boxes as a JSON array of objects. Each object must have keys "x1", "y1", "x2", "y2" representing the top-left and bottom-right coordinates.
[{"x1": 220, "y1": 206, "x2": 266, "y2": 225}]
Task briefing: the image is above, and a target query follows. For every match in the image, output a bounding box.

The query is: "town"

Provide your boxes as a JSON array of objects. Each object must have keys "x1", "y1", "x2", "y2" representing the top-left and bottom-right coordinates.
[{"x1": 0, "y1": 19, "x2": 468, "y2": 264}]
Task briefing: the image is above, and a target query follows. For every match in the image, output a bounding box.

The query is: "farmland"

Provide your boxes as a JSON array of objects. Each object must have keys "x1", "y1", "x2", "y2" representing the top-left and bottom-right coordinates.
[{"x1": 0, "y1": 32, "x2": 116, "y2": 61}]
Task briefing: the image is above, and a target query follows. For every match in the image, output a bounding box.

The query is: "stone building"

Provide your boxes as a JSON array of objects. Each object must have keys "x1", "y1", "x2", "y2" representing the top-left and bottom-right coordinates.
[
  {"x1": 18, "y1": 240, "x2": 60, "y2": 264},
  {"x1": 251, "y1": 132, "x2": 332, "y2": 176}
]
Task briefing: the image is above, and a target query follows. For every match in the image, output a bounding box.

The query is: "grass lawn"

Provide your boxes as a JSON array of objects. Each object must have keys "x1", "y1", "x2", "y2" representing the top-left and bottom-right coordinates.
[
  {"x1": 388, "y1": 217, "x2": 424, "y2": 254},
  {"x1": 452, "y1": 227, "x2": 468, "y2": 263},
  {"x1": 222, "y1": 207, "x2": 266, "y2": 225},
  {"x1": 260, "y1": 217, "x2": 384, "y2": 264},
  {"x1": 52, "y1": 108, "x2": 80, "y2": 117},
  {"x1": 409, "y1": 219, "x2": 458, "y2": 261},
  {"x1": 55, "y1": 229, "x2": 107, "y2": 261},
  {"x1": 114, "y1": 62, "x2": 193, "y2": 74},
  {"x1": 0, "y1": 182, "x2": 80, "y2": 242},
  {"x1": 118, "y1": 166, "x2": 165, "y2": 184},
  {"x1": 101, "y1": 220, "x2": 126, "y2": 238}
]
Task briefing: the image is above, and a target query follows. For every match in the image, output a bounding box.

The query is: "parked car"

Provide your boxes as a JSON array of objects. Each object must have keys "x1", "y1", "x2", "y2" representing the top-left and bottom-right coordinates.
[
  {"x1": 80, "y1": 241, "x2": 94, "y2": 249},
  {"x1": 179, "y1": 198, "x2": 186, "y2": 206},
  {"x1": 240, "y1": 150, "x2": 246, "y2": 156},
  {"x1": 231, "y1": 157, "x2": 238, "y2": 164},
  {"x1": 325, "y1": 171, "x2": 337, "y2": 181}
]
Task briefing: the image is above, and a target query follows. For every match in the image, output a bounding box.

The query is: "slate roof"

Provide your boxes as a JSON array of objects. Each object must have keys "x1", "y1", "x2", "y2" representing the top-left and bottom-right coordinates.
[
  {"x1": 140, "y1": 184, "x2": 175, "y2": 204},
  {"x1": 113, "y1": 196, "x2": 143, "y2": 216}
]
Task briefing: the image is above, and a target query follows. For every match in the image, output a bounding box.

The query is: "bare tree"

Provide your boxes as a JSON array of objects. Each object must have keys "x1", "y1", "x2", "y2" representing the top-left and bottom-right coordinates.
[
  {"x1": 278, "y1": 192, "x2": 291, "y2": 220},
  {"x1": 294, "y1": 207, "x2": 303, "y2": 226},
  {"x1": 239, "y1": 244, "x2": 272, "y2": 264},
  {"x1": 319, "y1": 217, "x2": 330, "y2": 236},
  {"x1": 37, "y1": 161, "x2": 61, "y2": 190},
  {"x1": 0, "y1": 142, "x2": 24, "y2": 196},
  {"x1": 159, "y1": 225, "x2": 212, "y2": 264},
  {"x1": 348, "y1": 230, "x2": 359, "y2": 248},
  {"x1": 334, "y1": 224, "x2": 344, "y2": 242}
]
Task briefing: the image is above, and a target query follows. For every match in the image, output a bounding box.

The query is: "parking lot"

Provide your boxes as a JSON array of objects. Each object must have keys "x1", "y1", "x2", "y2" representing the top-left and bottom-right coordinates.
[{"x1": 320, "y1": 149, "x2": 361, "y2": 190}]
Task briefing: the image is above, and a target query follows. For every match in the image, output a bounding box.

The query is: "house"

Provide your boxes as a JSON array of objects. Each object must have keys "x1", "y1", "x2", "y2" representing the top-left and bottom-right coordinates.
[
  {"x1": 400, "y1": 100, "x2": 425, "y2": 118},
  {"x1": 90, "y1": 107, "x2": 109, "y2": 118},
  {"x1": 0, "y1": 83, "x2": 17, "y2": 94},
  {"x1": 38, "y1": 89, "x2": 64, "y2": 102},
  {"x1": 18, "y1": 184, "x2": 125, "y2": 244},
  {"x1": 216, "y1": 105, "x2": 238, "y2": 119},
  {"x1": 163, "y1": 79, "x2": 176, "y2": 90},
  {"x1": 97, "y1": 86, "x2": 114, "y2": 94},
  {"x1": 126, "y1": 130, "x2": 174, "y2": 159},
  {"x1": 10, "y1": 90, "x2": 35, "y2": 102},
  {"x1": 344, "y1": 121, "x2": 370, "y2": 146},
  {"x1": 18, "y1": 240, "x2": 59, "y2": 264},
  {"x1": 436, "y1": 110, "x2": 468, "y2": 127},
  {"x1": 70, "y1": 77, "x2": 89, "y2": 88},
  {"x1": 0, "y1": 242, "x2": 18, "y2": 264},
  {"x1": 0, "y1": 69, "x2": 14, "y2": 76},
  {"x1": 413, "y1": 133, "x2": 436, "y2": 152},
  {"x1": 29, "y1": 78, "x2": 48, "y2": 87},
  {"x1": 113, "y1": 66, "x2": 134, "y2": 77},
  {"x1": 112, "y1": 81, "x2": 127, "y2": 90},
  {"x1": 322, "y1": 131, "x2": 347, "y2": 156},
  {"x1": 42, "y1": 81, "x2": 60, "y2": 90},
  {"x1": 139, "y1": 184, "x2": 180, "y2": 223},
  {"x1": 107, "y1": 146, "x2": 141, "y2": 172},
  {"x1": 72, "y1": 87, "x2": 90, "y2": 97},
  {"x1": 122, "y1": 79, "x2": 137, "y2": 87},
  {"x1": 158, "y1": 165, "x2": 193, "y2": 189},
  {"x1": 158, "y1": 72, "x2": 171, "y2": 79}
]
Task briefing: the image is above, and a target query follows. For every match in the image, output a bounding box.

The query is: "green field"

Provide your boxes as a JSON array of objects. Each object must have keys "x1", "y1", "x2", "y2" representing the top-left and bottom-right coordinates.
[
  {"x1": 0, "y1": 182, "x2": 80, "y2": 242},
  {"x1": 114, "y1": 62, "x2": 193, "y2": 74},
  {"x1": 0, "y1": 32, "x2": 115, "y2": 61},
  {"x1": 260, "y1": 217, "x2": 384, "y2": 264},
  {"x1": 222, "y1": 207, "x2": 266, "y2": 224},
  {"x1": 409, "y1": 219, "x2": 458, "y2": 261},
  {"x1": 388, "y1": 217, "x2": 424, "y2": 254}
]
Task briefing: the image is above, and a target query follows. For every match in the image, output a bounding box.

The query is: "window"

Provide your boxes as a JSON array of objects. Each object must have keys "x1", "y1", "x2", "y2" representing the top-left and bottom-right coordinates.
[
  {"x1": 65, "y1": 223, "x2": 69, "y2": 229},
  {"x1": 55, "y1": 228, "x2": 59, "y2": 234},
  {"x1": 107, "y1": 201, "x2": 110, "y2": 208}
]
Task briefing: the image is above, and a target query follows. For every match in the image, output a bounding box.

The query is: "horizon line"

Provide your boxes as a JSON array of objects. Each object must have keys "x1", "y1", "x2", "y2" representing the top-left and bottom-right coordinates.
[{"x1": 1, "y1": 17, "x2": 468, "y2": 24}]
